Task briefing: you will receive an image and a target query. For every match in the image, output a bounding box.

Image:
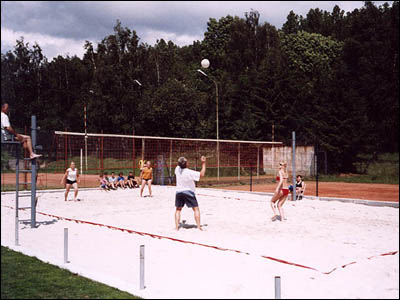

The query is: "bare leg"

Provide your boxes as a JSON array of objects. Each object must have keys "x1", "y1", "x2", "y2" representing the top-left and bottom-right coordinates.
[
  {"x1": 18, "y1": 135, "x2": 41, "y2": 158},
  {"x1": 175, "y1": 207, "x2": 182, "y2": 230},
  {"x1": 73, "y1": 183, "x2": 78, "y2": 201},
  {"x1": 140, "y1": 180, "x2": 146, "y2": 196},
  {"x1": 278, "y1": 195, "x2": 288, "y2": 220},
  {"x1": 270, "y1": 191, "x2": 282, "y2": 220},
  {"x1": 65, "y1": 184, "x2": 71, "y2": 201},
  {"x1": 192, "y1": 206, "x2": 202, "y2": 230},
  {"x1": 147, "y1": 180, "x2": 152, "y2": 196}
]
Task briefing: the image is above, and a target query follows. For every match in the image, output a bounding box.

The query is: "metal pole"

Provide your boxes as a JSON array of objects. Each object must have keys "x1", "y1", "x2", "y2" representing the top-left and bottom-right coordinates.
[
  {"x1": 169, "y1": 140, "x2": 172, "y2": 176},
  {"x1": 80, "y1": 148, "x2": 83, "y2": 174},
  {"x1": 272, "y1": 123, "x2": 275, "y2": 171},
  {"x1": 140, "y1": 245, "x2": 145, "y2": 289},
  {"x1": 15, "y1": 146, "x2": 20, "y2": 246},
  {"x1": 292, "y1": 131, "x2": 296, "y2": 201},
  {"x1": 142, "y1": 138, "x2": 145, "y2": 162},
  {"x1": 257, "y1": 146, "x2": 260, "y2": 179},
  {"x1": 250, "y1": 166, "x2": 253, "y2": 192},
  {"x1": 315, "y1": 141, "x2": 319, "y2": 197},
  {"x1": 238, "y1": 143, "x2": 240, "y2": 181},
  {"x1": 274, "y1": 276, "x2": 281, "y2": 299},
  {"x1": 64, "y1": 228, "x2": 69, "y2": 263},
  {"x1": 31, "y1": 115, "x2": 37, "y2": 228},
  {"x1": 215, "y1": 80, "x2": 219, "y2": 181},
  {"x1": 84, "y1": 105, "x2": 88, "y2": 172}
]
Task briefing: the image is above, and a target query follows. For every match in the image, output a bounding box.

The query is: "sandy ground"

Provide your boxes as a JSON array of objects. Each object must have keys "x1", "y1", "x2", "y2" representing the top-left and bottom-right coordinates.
[
  {"x1": 2, "y1": 173, "x2": 399, "y2": 202},
  {"x1": 1, "y1": 186, "x2": 399, "y2": 299}
]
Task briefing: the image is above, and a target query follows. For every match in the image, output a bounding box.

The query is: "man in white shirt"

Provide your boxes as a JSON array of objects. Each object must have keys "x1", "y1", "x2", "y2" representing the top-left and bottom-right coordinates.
[
  {"x1": 1, "y1": 102, "x2": 41, "y2": 159},
  {"x1": 175, "y1": 156, "x2": 206, "y2": 231}
]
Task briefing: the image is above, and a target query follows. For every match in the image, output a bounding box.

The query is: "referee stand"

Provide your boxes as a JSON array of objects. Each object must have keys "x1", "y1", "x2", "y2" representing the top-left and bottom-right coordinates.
[{"x1": 1, "y1": 115, "x2": 42, "y2": 245}]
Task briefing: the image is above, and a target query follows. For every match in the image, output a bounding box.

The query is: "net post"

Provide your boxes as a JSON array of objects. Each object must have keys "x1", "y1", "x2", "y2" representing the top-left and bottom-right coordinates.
[
  {"x1": 31, "y1": 115, "x2": 37, "y2": 228},
  {"x1": 274, "y1": 276, "x2": 281, "y2": 299}
]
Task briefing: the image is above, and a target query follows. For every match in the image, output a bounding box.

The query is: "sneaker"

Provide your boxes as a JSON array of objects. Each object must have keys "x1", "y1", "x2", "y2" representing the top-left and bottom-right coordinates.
[{"x1": 30, "y1": 153, "x2": 42, "y2": 159}]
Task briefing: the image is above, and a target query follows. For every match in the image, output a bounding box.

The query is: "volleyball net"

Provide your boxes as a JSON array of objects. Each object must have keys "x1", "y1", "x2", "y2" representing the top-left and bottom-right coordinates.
[{"x1": 52, "y1": 131, "x2": 283, "y2": 185}]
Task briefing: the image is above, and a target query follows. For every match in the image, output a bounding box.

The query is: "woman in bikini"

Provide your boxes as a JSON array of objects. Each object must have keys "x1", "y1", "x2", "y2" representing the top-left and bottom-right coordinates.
[{"x1": 270, "y1": 161, "x2": 289, "y2": 221}]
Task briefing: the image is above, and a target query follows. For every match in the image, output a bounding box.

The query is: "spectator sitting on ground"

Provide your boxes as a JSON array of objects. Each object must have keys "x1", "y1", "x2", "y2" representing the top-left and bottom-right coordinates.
[
  {"x1": 295, "y1": 175, "x2": 305, "y2": 200},
  {"x1": 127, "y1": 171, "x2": 138, "y2": 188},
  {"x1": 117, "y1": 172, "x2": 127, "y2": 189},
  {"x1": 103, "y1": 172, "x2": 116, "y2": 190},
  {"x1": 108, "y1": 172, "x2": 118, "y2": 189},
  {"x1": 99, "y1": 173, "x2": 110, "y2": 191}
]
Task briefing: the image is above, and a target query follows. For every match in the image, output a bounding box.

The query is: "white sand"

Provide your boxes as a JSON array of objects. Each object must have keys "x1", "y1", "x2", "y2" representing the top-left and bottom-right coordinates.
[{"x1": 1, "y1": 186, "x2": 398, "y2": 299}]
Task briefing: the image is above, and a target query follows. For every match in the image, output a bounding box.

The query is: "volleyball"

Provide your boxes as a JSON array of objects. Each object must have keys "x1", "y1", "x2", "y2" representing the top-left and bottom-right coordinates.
[{"x1": 201, "y1": 59, "x2": 210, "y2": 68}]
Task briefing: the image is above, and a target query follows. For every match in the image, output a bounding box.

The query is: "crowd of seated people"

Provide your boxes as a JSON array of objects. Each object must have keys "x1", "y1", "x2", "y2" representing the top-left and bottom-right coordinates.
[{"x1": 99, "y1": 171, "x2": 139, "y2": 191}]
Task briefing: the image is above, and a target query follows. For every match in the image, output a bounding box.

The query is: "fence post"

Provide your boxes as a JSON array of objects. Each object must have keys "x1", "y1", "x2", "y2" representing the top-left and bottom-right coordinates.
[
  {"x1": 238, "y1": 143, "x2": 240, "y2": 181},
  {"x1": 140, "y1": 245, "x2": 145, "y2": 289},
  {"x1": 292, "y1": 131, "x2": 296, "y2": 201},
  {"x1": 250, "y1": 165, "x2": 253, "y2": 192},
  {"x1": 275, "y1": 276, "x2": 281, "y2": 299}
]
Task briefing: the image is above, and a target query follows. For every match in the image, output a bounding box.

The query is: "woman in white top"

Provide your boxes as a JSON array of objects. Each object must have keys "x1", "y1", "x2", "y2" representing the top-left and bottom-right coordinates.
[{"x1": 61, "y1": 161, "x2": 80, "y2": 201}]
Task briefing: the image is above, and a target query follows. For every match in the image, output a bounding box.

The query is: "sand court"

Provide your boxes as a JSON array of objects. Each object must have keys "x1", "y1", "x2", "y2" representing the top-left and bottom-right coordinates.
[{"x1": 1, "y1": 186, "x2": 399, "y2": 298}]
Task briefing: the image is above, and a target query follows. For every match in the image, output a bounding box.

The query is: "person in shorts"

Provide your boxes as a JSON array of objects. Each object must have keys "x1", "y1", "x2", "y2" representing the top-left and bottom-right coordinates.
[
  {"x1": 1, "y1": 102, "x2": 42, "y2": 159},
  {"x1": 174, "y1": 156, "x2": 206, "y2": 231},
  {"x1": 140, "y1": 161, "x2": 153, "y2": 197},
  {"x1": 99, "y1": 173, "x2": 110, "y2": 191},
  {"x1": 60, "y1": 161, "x2": 80, "y2": 201},
  {"x1": 117, "y1": 172, "x2": 127, "y2": 189},
  {"x1": 127, "y1": 171, "x2": 138, "y2": 188},
  {"x1": 108, "y1": 172, "x2": 118, "y2": 189}
]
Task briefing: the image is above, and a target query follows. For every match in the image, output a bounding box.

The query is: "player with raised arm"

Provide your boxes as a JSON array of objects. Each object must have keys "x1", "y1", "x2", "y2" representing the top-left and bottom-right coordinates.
[{"x1": 174, "y1": 156, "x2": 206, "y2": 231}]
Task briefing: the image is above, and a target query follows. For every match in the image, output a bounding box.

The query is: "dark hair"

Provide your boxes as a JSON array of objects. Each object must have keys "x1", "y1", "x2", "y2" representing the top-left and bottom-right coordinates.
[
  {"x1": 178, "y1": 157, "x2": 187, "y2": 169},
  {"x1": 297, "y1": 175, "x2": 302, "y2": 178},
  {"x1": 2, "y1": 102, "x2": 9, "y2": 108}
]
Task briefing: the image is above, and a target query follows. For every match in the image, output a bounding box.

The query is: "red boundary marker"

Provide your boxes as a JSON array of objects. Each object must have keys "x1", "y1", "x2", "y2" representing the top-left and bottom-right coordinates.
[{"x1": 2, "y1": 204, "x2": 398, "y2": 275}]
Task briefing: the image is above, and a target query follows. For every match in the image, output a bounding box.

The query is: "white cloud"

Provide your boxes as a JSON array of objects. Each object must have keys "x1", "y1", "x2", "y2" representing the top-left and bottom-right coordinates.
[
  {"x1": 1, "y1": 27, "x2": 89, "y2": 60},
  {"x1": 139, "y1": 29, "x2": 203, "y2": 47}
]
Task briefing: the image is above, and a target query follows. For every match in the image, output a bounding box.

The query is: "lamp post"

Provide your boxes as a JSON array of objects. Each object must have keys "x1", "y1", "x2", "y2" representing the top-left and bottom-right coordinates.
[
  {"x1": 85, "y1": 90, "x2": 93, "y2": 172},
  {"x1": 132, "y1": 79, "x2": 142, "y2": 132},
  {"x1": 197, "y1": 69, "x2": 219, "y2": 181}
]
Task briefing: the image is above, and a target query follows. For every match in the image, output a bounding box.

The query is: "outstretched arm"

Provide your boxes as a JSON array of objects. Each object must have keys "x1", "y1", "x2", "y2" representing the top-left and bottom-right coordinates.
[{"x1": 200, "y1": 156, "x2": 206, "y2": 177}]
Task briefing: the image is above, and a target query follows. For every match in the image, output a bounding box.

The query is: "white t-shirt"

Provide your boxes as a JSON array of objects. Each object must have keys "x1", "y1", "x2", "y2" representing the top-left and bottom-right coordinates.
[
  {"x1": 67, "y1": 168, "x2": 78, "y2": 181},
  {"x1": 1, "y1": 112, "x2": 11, "y2": 135},
  {"x1": 175, "y1": 166, "x2": 200, "y2": 193}
]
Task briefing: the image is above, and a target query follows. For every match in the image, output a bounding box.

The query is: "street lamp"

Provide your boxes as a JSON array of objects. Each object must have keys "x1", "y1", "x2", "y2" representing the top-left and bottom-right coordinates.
[{"x1": 197, "y1": 69, "x2": 219, "y2": 181}]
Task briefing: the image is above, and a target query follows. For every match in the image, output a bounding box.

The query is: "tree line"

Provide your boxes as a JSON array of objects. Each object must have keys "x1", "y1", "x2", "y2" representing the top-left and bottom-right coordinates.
[{"x1": 1, "y1": 1, "x2": 398, "y2": 173}]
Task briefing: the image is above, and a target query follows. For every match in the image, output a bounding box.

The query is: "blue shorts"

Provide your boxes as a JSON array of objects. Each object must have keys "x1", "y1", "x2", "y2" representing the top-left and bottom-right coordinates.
[{"x1": 175, "y1": 191, "x2": 198, "y2": 208}]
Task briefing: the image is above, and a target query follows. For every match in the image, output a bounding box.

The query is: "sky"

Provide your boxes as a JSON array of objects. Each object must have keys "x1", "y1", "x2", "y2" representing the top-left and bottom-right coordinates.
[{"x1": 1, "y1": 1, "x2": 393, "y2": 61}]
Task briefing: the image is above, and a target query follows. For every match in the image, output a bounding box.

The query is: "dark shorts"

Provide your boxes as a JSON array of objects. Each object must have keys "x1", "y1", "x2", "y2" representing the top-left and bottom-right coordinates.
[
  {"x1": 175, "y1": 190, "x2": 199, "y2": 208},
  {"x1": 66, "y1": 179, "x2": 77, "y2": 185},
  {"x1": 143, "y1": 178, "x2": 152, "y2": 182}
]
